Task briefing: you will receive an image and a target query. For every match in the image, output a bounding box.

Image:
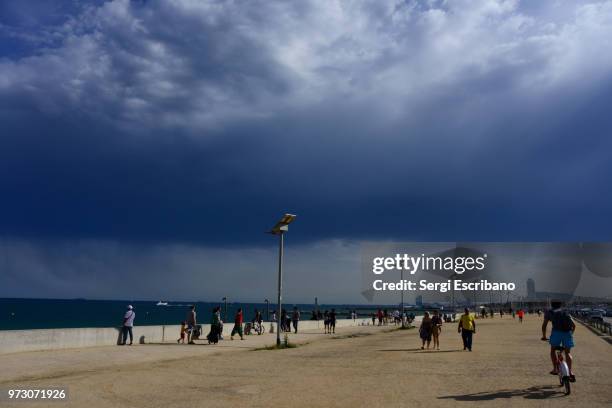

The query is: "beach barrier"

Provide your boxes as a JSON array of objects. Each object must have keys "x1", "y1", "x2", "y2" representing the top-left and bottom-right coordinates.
[
  {"x1": 571, "y1": 313, "x2": 612, "y2": 336},
  {"x1": 0, "y1": 319, "x2": 371, "y2": 355}
]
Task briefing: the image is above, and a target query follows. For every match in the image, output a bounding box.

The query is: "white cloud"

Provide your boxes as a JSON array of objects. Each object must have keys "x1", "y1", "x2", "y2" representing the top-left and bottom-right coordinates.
[{"x1": 1, "y1": 0, "x2": 611, "y2": 133}]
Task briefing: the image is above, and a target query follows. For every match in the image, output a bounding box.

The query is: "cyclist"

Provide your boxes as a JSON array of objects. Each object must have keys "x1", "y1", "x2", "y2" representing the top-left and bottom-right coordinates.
[{"x1": 541, "y1": 300, "x2": 576, "y2": 382}]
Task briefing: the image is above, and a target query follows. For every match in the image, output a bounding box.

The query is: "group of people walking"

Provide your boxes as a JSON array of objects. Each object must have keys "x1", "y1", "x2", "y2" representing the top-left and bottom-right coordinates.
[
  {"x1": 120, "y1": 301, "x2": 578, "y2": 389},
  {"x1": 478, "y1": 306, "x2": 532, "y2": 323},
  {"x1": 418, "y1": 308, "x2": 476, "y2": 351},
  {"x1": 417, "y1": 306, "x2": 527, "y2": 352},
  {"x1": 119, "y1": 303, "x2": 350, "y2": 346},
  {"x1": 279, "y1": 307, "x2": 301, "y2": 333},
  {"x1": 177, "y1": 305, "x2": 224, "y2": 344},
  {"x1": 176, "y1": 305, "x2": 304, "y2": 344},
  {"x1": 418, "y1": 310, "x2": 445, "y2": 350},
  {"x1": 370, "y1": 309, "x2": 420, "y2": 326},
  {"x1": 323, "y1": 309, "x2": 337, "y2": 334}
]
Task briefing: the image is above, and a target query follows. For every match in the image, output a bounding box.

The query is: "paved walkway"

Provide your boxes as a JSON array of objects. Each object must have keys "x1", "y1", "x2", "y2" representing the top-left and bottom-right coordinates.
[
  {"x1": 1, "y1": 316, "x2": 610, "y2": 407},
  {"x1": 0, "y1": 323, "x2": 390, "y2": 383}
]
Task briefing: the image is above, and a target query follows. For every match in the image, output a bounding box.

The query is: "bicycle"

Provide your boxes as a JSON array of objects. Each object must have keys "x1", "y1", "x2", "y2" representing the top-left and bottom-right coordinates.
[
  {"x1": 253, "y1": 321, "x2": 265, "y2": 335},
  {"x1": 541, "y1": 337, "x2": 571, "y2": 395},
  {"x1": 244, "y1": 321, "x2": 265, "y2": 335}
]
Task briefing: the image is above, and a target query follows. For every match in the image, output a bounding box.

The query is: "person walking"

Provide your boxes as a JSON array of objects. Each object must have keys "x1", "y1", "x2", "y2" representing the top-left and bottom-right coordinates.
[
  {"x1": 177, "y1": 321, "x2": 187, "y2": 344},
  {"x1": 251, "y1": 309, "x2": 261, "y2": 334},
  {"x1": 207, "y1": 306, "x2": 221, "y2": 344},
  {"x1": 270, "y1": 310, "x2": 277, "y2": 333},
  {"x1": 419, "y1": 311, "x2": 433, "y2": 350},
  {"x1": 431, "y1": 310, "x2": 443, "y2": 350},
  {"x1": 121, "y1": 305, "x2": 136, "y2": 346},
  {"x1": 329, "y1": 309, "x2": 337, "y2": 334},
  {"x1": 255, "y1": 309, "x2": 263, "y2": 334},
  {"x1": 186, "y1": 305, "x2": 197, "y2": 344},
  {"x1": 280, "y1": 309, "x2": 288, "y2": 332},
  {"x1": 292, "y1": 307, "x2": 300, "y2": 333},
  {"x1": 458, "y1": 308, "x2": 476, "y2": 351},
  {"x1": 231, "y1": 308, "x2": 244, "y2": 340},
  {"x1": 517, "y1": 309, "x2": 524, "y2": 323}
]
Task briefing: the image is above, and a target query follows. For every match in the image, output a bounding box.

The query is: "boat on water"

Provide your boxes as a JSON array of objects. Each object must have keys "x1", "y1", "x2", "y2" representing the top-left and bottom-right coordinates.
[{"x1": 156, "y1": 301, "x2": 169, "y2": 306}]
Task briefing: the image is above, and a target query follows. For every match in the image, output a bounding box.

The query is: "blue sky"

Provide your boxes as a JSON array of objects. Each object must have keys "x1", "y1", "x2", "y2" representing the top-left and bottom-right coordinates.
[{"x1": 1, "y1": 0, "x2": 612, "y2": 302}]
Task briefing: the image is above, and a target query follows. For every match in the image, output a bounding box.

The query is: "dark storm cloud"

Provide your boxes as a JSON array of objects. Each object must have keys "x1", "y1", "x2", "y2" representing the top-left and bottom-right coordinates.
[
  {"x1": 2, "y1": 90, "x2": 611, "y2": 244},
  {"x1": 1, "y1": 1, "x2": 612, "y2": 301},
  {"x1": 0, "y1": 238, "x2": 363, "y2": 302}
]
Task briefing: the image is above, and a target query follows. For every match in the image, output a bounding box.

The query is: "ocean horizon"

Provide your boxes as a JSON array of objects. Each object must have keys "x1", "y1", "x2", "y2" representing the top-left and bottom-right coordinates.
[{"x1": 0, "y1": 298, "x2": 417, "y2": 331}]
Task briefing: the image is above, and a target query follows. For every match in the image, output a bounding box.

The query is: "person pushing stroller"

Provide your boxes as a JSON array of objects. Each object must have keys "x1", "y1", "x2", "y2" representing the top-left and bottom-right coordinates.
[{"x1": 207, "y1": 306, "x2": 222, "y2": 344}]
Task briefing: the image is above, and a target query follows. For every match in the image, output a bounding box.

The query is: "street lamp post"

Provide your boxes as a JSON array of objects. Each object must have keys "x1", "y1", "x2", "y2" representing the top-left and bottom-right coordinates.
[
  {"x1": 400, "y1": 268, "x2": 405, "y2": 328},
  {"x1": 265, "y1": 299, "x2": 269, "y2": 321},
  {"x1": 268, "y1": 213, "x2": 297, "y2": 346},
  {"x1": 222, "y1": 297, "x2": 228, "y2": 323}
]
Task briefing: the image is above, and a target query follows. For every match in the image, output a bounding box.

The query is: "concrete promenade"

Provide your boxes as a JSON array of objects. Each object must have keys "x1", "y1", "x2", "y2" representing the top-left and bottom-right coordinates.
[
  {"x1": 0, "y1": 316, "x2": 610, "y2": 407},
  {"x1": 0, "y1": 318, "x2": 367, "y2": 354}
]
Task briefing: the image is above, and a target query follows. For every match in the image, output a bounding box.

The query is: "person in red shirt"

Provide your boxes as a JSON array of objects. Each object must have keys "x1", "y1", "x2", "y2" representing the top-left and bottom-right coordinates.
[
  {"x1": 231, "y1": 308, "x2": 244, "y2": 340},
  {"x1": 517, "y1": 309, "x2": 525, "y2": 323}
]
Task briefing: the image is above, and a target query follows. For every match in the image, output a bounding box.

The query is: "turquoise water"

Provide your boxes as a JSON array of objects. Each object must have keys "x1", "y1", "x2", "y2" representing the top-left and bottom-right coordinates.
[{"x1": 0, "y1": 298, "x2": 407, "y2": 330}]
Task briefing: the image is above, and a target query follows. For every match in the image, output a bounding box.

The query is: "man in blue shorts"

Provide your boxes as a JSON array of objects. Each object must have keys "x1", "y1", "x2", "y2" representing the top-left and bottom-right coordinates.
[{"x1": 541, "y1": 300, "x2": 576, "y2": 382}]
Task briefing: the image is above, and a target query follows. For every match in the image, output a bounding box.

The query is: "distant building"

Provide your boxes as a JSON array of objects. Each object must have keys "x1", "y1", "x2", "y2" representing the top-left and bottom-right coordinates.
[
  {"x1": 527, "y1": 278, "x2": 536, "y2": 300},
  {"x1": 525, "y1": 278, "x2": 572, "y2": 304},
  {"x1": 416, "y1": 295, "x2": 423, "y2": 307}
]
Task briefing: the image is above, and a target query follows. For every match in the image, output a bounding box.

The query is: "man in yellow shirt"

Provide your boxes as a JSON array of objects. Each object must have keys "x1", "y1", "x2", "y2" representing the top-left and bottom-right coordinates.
[{"x1": 458, "y1": 308, "x2": 476, "y2": 351}]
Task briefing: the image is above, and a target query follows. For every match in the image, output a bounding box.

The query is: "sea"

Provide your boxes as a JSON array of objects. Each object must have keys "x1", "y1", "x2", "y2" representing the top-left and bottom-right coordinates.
[{"x1": 0, "y1": 298, "x2": 413, "y2": 331}]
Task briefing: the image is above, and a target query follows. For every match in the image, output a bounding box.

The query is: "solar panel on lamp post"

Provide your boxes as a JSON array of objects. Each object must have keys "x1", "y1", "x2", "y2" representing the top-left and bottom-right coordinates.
[{"x1": 268, "y1": 213, "x2": 297, "y2": 346}]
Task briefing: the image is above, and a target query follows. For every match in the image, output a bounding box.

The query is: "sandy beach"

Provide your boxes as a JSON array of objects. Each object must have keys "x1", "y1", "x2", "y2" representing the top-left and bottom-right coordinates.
[{"x1": 1, "y1": 316, "x2": 610, "y2": 408}]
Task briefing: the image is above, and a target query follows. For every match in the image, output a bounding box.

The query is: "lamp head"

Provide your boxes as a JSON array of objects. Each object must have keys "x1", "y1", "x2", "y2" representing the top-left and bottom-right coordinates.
[{"x1": 269, "y1": 213, "x2": 297, "y2": 235}]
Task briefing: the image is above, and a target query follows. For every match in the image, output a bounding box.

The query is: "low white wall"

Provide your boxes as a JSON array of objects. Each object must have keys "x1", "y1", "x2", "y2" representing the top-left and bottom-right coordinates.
[{"x1": 0, "y1": 319, "x2": 372, "y2": 355}]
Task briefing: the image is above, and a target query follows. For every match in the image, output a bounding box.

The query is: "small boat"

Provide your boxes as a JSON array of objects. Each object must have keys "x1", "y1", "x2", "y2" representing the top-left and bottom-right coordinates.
[{"x1": 156, "y1": 301, "x2": 169, "y2": 306}]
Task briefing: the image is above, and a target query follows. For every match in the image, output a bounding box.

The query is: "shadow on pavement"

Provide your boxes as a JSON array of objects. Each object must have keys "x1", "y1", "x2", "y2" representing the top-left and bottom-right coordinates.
[
  {"x1": 377, "y1": 348, "x2": 464, "y2": 353},
  {"x1": 438, "y1": 385, "x2": 565, "y2": 401},
  {"x1": 141, "y1": 342, "x2": 294, "y2": 349}
]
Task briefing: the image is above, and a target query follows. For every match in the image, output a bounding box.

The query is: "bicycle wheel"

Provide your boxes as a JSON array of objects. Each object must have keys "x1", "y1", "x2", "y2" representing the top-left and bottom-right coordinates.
[{"x1": 563, "y1": 377, "x2": 571, "y2": 395}]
